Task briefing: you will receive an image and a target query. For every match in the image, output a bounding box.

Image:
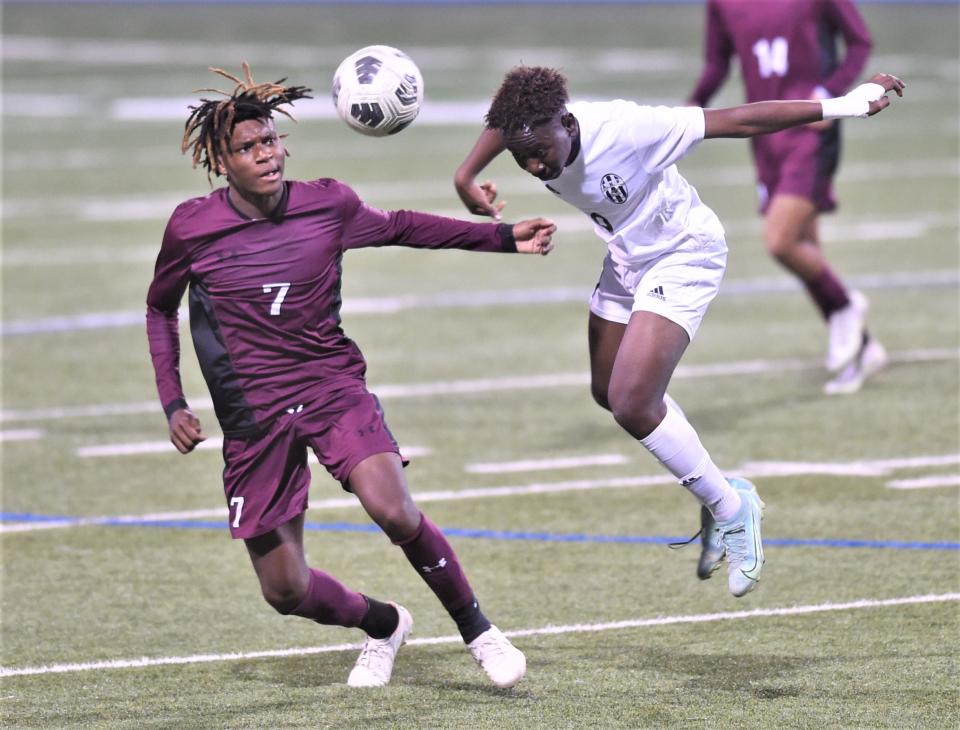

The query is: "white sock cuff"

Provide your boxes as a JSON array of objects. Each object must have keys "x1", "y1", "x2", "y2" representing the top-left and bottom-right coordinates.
[{"x1": 640, "y1": 405, "x2": 705, "y2": 479}]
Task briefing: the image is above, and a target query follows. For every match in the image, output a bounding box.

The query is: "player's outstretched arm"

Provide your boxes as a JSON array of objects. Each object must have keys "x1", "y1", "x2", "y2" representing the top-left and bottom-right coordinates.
[
  {"x1": 703, "y1": 73, "x2": 904, "y2": 139},
  {"x1": 169, "y1": 408, "x2": 207, "y2": 454},
  {"x1": 454, "y1": 128, "x2": 508, "y2": 219},
  {"x1": 513, "y1": 218, "x2": 556, "y2": 256}
]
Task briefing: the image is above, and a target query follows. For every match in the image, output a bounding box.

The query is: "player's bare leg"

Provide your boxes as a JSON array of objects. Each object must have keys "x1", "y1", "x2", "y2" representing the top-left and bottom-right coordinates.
[
  {"x1": 590, "y1": 311, "x2": 764, "y2": 595},
  {"x1": 349, "y1": 454, "x2": 525, "y2": 687},
  {"x1": 764, "y1": 194, "x2": 868, "y2": 372},
  {"x1": 764, "y1": 194, "x2": 825, "y2": 283},
  {"x1": 587, "y1": 311, "x2": 626, "y2": 412},
  {"x1": 245, "y1": 513, "x2": 311, "y2": 613}
]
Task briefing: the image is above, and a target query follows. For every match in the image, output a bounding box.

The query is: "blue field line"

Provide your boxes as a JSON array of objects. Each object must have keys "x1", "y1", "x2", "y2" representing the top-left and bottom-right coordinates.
[
  {"x1": 0, "y1": 512, "x2": 76, "y2": 523},
  {"x1": 3, "y1": 513, "x2": 958, "y2": 551}
]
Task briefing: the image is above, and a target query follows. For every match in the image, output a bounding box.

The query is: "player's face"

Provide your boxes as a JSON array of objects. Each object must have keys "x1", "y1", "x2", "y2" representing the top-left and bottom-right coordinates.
[
  {"x1": 218, "y1": 118, "x2": 286, "y2": 198},
  {"x1": 504, "y1": 114, "x2": 577, "y2": 181}
]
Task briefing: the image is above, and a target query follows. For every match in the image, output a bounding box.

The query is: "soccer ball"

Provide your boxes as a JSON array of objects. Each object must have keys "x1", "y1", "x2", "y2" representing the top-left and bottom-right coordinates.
[{"x1": 332, "y1": 45, "x2": 424, "y2": 137}]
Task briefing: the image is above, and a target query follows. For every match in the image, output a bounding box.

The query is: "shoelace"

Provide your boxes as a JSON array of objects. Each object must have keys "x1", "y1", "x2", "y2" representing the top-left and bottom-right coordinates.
[
  {"x1": 355, "y1": 637, "x2": 394, "y2": 672},
  {"x1": 668, "y1": 528, "x2": 703, "y2": 550},
  {"x1": 472, "y1": 633, "x2": 509, "y2": 661},
  {"x1": 721, "y1": 524, "x2": 748, "y2": 567}
]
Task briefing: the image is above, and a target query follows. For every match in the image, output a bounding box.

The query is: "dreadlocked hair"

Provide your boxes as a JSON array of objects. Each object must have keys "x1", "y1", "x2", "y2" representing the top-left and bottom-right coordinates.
[
  {"x1": 181, "y1": 61, "x2": 312, "y2": 183},
  {"x1": 485, "y1": 66, "x2": 569, "y2": 133}
]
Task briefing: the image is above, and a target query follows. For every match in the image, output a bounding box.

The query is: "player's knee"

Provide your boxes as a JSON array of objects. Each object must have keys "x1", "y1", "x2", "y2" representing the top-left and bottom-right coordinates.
[
  {"x1": 590, "y1": 382, "x2": 612, "y2": 411},
  {"x1": 261, "y1": 579, "x2": 307, "y2": 615},
  {"x1": 373, "y1": 501, "x2": 420, "y2": 542},
  {"x1": 607, "y1": 387, "x2": 660, "y2": 438},
  {"x1": 763, "y1": 226, "x2": 796, "y2": 262}
]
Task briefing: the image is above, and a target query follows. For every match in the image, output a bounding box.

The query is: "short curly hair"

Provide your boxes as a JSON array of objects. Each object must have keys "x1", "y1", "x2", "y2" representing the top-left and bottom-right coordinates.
[{"x1": 485, "y1": 66, "x2": 569, "y2": 133}]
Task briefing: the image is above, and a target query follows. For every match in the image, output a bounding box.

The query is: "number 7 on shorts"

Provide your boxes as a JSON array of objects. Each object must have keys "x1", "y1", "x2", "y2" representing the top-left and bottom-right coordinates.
[{"x1": 230, "y1": 496, "x2": 244, "y2": 528}]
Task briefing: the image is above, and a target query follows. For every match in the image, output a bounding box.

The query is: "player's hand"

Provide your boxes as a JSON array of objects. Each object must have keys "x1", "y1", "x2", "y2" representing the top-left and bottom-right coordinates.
[
  {"x1": 455, "y1": 178, "x2": 505, "y2": 220},
  {"x1": 513, "y1": 218, "x2": 556, "y2": 256},
  {"x1": 169, "y1": 408, "x2": 207, "y2": 454},
  {"x1": 865, "y1": 73, "x2": 905, "y2": 115}
]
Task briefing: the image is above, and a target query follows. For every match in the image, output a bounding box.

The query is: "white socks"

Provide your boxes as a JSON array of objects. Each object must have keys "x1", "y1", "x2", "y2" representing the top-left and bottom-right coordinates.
[{"x1": 640, "y1": 399, "x2": 742, "y2": 521}]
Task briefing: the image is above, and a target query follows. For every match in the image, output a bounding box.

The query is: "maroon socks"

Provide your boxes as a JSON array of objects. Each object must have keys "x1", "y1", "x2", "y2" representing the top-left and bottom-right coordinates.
[
  {"x1": 395, "y1": 512, "x2": 491, "y2": 643},
  {"x1": 805, "y1": 267, "x2": 850, "y2": 319},
  {"x1": 287, "y1": 568, "x2": 368, "y2": 627}
]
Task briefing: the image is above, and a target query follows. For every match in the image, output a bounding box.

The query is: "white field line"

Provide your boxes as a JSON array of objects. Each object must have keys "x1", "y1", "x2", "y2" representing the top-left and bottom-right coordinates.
[
  {"x1": 887, "y1": 474, "x2": 960, "y2": 489},
  {"x1": 8, "y1": 114, "x2": 956, "y2": 172},
  {"x1": 2, "y1": 347, "x2": 957, "y2": 424},
  {"x1": 2, "y1": 37, "x2": 693, "y2": 73},
  {"x1": 0, "y1": 429, "x2": 44, "y2": 442},
  {"x1": 5, "y1": 76, "x2": 952, "y2": 124},
  {"x1": 5, "y1": 269, "x2": 958, "y2": 335},
  {"x1": 3, "y1": 165, "x2": 958, "y2": 223},
  {"x1": 3, "y1": 269, "x2": 958, "y2": 337},
  {"x1": 3, "y1": 453, "x2": 957, "y2": 534},
  {"x1": 855, "y1": 454, "x2": 960, "y2": 471},
  {"x1": 76, "y1": 438, "x2": 430, "y2": 461},
  {"x1": 77, "y1": 438, "x2": 223, "y2": 458},
  {"x1": 6, "y1": 35, "x2": 951, "y2": 82},
  {"x1": 465, "y1": 454, "x2": 629, "y2": 474},
  {"x1": 1, "y1": 593, "x2": 956, "y2": 678}
]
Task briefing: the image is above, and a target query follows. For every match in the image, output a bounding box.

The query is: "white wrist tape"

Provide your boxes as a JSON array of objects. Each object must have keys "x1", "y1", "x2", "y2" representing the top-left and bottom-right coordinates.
[{"x1": 820, "y1": 82, "x2": 887, "y2": 120}]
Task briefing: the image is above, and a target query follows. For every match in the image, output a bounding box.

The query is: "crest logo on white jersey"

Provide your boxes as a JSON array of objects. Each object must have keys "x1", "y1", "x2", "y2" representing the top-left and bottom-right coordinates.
[{"x1": 601, "y1": 173, "x2": 628, "y2": 204}]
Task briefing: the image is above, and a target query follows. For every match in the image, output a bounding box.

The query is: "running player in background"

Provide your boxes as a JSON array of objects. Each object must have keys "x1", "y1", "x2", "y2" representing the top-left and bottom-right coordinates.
[
  {"x1": 147, "y1": 63, "x2": 555, "y2": 689},
  {"x1": 687, "y1": 0, "x2": 886, "y2": 394},
  {"x1": 454, "y1": 66, "x2": 903, "y2": 594}
]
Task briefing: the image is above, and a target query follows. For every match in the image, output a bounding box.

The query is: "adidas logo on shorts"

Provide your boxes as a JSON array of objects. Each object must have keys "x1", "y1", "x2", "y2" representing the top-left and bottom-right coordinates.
[{"x1": 647, "y1": 285, "x2": 666, "y2": 301}]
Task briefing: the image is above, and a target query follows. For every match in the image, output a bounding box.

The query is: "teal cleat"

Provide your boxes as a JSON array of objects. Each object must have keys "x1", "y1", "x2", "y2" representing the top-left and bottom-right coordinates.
[
  {"x1": 716, "y1": 478, "x2": 765, "y2": 597},
  {"x1": 697, "y1": 505, "x2": 726, "y2": 580}
]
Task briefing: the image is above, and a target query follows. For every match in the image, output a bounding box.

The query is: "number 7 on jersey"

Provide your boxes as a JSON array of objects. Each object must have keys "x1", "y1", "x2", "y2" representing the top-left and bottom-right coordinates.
[{"x1": 262, "y1": 282, "x2": 291, "y2": 315}]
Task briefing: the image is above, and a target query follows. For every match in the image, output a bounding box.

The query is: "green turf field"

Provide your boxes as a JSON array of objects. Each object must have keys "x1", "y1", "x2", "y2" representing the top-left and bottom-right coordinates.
[{"x1": 2, "y1": 2, "x2": 959, "y2": 727}]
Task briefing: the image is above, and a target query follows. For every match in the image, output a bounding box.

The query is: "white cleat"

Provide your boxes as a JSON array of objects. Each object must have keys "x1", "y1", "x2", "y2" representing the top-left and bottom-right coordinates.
[
  {"x1": 468, "y1": 625, "x2": 526, "y2": 688},
  {"x1": 716, "y1": 478, "x2": 765, "y2": 598},
  {"x1": 824, "y1": 338, "x2": 889, "y2": 395},
  {"x1": 697, "y1": 505, "x2": 726, "y2": 580},
  {"x1": 826, "y1": 290, "x2": 868, "y2": 372},
  {"x1": 347, "y1": 603, "x2": 413, "y2": 688}
]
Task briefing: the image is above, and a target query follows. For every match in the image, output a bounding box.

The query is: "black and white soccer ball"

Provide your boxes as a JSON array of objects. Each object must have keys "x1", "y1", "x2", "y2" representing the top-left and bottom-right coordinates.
[{"x1": 332, "y1": 45, "x2": 424, "y2": 137}]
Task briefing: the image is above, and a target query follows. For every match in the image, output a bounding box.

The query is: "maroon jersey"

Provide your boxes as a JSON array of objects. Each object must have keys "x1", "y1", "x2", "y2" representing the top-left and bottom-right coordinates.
[
  {"x1": 689, "y1": 0, "x2": 872, "y2": 106},
  {"x1": 147, "y1": 179, "x2": 515, "y2": 437}
]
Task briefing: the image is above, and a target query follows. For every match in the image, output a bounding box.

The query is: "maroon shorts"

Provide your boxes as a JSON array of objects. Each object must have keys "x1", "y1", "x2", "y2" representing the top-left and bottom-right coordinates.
[
  {"x1": 752, "y1": 123, "x2": 840, "y2": 214},
  {"x1": 221, "y1": 384, "x2": 402, "y2": 539}
]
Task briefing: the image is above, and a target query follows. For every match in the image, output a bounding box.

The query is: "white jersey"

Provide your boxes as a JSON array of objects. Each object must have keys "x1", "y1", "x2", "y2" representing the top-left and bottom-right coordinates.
[{"x1": 545, "y1": 100, "x2": 725, "y2": 266}]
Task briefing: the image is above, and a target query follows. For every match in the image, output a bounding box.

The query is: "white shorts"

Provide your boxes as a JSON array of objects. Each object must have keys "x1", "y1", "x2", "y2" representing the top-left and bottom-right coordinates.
[{"x1": 589, "y1": 236, "x2": 727, "y2": 340}]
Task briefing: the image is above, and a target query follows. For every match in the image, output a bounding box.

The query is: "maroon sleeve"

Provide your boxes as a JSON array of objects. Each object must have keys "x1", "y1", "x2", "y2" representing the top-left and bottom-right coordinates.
[
  {"x1": 146, "y1": 214, "x2": 191, "y2": 419},
  {"x1": 336, "y1": 183, "x2": 516, "y2": 253},
  {"x1": 821, "y1": 0, "x2": 873, "y2": 95},
  {"x1": 688, "y1": 0, "x2": 734, "y2": 107}
]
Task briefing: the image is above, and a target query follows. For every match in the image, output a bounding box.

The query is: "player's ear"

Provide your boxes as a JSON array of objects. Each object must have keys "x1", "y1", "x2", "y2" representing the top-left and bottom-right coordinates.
[{"x1": 560, "y1": 112, "x2": 577, "y2": 136}]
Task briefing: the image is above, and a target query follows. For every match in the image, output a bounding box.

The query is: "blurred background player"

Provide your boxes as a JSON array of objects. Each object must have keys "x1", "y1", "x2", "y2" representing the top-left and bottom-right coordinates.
[
  {"x1": 687, "y1": 0, "x2": 887, "y2": 395},
  {"x1": 454, "y1": 66, "x2": 903, "y2": 595},
  {"x1": 147, "y1": 64, "x2": 556, "y2": 689}
]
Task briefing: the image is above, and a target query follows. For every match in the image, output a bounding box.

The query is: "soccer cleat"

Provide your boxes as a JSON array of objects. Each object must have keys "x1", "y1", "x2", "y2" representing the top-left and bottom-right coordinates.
[
  {"x1": 716, "y1": 478, "x2": 765, "y2": 597},
  {"x1": 697, "y1": 505, "x2": 726, "y2": 580},
  {"x1": 347, "y1": 603, "x2": 413, "y2": 688},
  {"x1": 824, "y1": 338, "x2": 889, "y2": 395},
  {"x1": 468, "y1": 625, "x2": 526, "y2": 688},
  {"x1": 826, "y1": 290, "x2": 868, "y2": 372}
]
